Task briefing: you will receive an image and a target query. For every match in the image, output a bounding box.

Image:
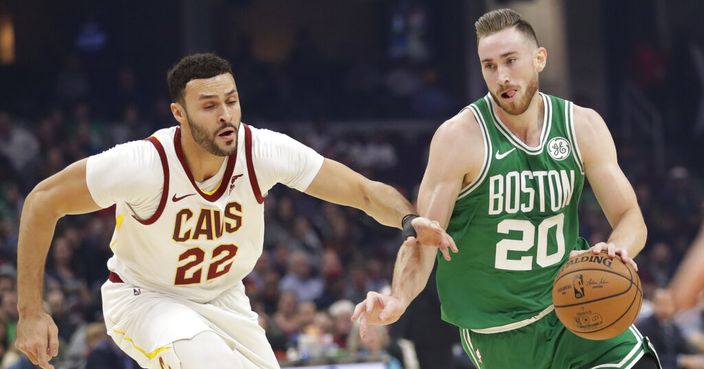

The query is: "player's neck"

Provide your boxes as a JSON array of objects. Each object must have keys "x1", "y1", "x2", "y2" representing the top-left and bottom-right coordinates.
[
  {"x1": 494, "y1": 93, "x2": 544, "y2": 145},
  {"x1": 180, "y1": 133, "x2": 228, "y2": 182}
]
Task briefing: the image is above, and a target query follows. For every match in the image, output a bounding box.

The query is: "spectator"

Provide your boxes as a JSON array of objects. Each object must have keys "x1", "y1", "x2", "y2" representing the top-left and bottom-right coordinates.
[
  {"x1": 273, "y1": 291, "x2": 302, "y2": 337},
  {"x1": 329, "y1": 299, "x2": 355, "y2": 350},
  {"x1": 0, "y1": 111, "x2": 40, "y2": 182},
  {"x1": 638, "y1": 289, "x2": 704, "y2": 369},
  {"x1": 675, "y1": 291, "x2": 704, "y2": 353},
  {"x1": 348, "y1": 322, "x2": 404, "y2": 369},
  {"x1": 84, "y1": 322, "x2": 140, "y2": 369},
  {"x1": 279, "y1": 250, "x2": 323, "y2": 302}
]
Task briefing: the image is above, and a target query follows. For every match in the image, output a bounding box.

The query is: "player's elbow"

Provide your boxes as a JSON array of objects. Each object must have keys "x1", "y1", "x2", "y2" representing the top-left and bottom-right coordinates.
[
  {"x1": 632, "y1": 214, "x2": 648, "y2": 256},
  {"x1": 358, "y1": 179, "x2": 380, "y2": 209},
  {"x1": 639, "y1": 222, "x2": 648, "y2": 250},
  {"x1": 25, "y1": 181, "x2": 65, "y2": 220}
]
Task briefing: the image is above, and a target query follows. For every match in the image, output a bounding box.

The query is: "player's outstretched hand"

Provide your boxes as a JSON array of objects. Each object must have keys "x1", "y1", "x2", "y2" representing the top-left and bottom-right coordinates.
[
  {"x1": 351, "y1": 291, "x2": 406, "y2": 340},
  {"x1": 410, "y1": 217, "x2": 458, "y2": 261},
  {"x1": 569, "y1": 242, "x2": 638, "y2": 271},
  {"x1": 15, "y1": 309, "x2": 59, "y2": 369}
]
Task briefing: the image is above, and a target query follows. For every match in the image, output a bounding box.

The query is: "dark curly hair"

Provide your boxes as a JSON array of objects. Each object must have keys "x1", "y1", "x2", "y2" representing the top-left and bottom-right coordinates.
[{"x1": 167, "y1": 53, "x2": 233, "y2": 104}]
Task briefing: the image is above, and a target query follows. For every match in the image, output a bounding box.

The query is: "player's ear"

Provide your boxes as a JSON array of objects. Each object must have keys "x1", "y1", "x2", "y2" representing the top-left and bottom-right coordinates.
[
  {"x1": 534, "y1": 47, "x2": 547, "y2": 72},
  {"x1": 170, "y1": 102, "x2": 186, "y2": 125}
]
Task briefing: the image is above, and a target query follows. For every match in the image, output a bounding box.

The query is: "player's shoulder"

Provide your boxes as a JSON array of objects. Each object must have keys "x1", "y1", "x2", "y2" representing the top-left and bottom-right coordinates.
[
  {"x1": 149, "y1": 126, "x2": 177, "y2": 144},
  {"x1": 86, "y1": 132, "x2": 168, "y2": 202},
  {"x1": 245, "y1": 123, "x2": 285, "y2": 145},
  {"x1": 433, "y1": 107, "x2": 484, "y2": 148},
  {"x1": 100, "y1": 138, "x2": 159, "y2": 161},
  {"x1": 572, "y1": 104, "x2": 604, "y2": 127},
  {"x1": 571, "y1": 104, "x2": 610, "y2": 143},
  {"x1": 245, "y1": 123, "x2": 309, "y2": 154},
  {"x1": 90, "y1": 128, "x2": 174, "y2": 170}
]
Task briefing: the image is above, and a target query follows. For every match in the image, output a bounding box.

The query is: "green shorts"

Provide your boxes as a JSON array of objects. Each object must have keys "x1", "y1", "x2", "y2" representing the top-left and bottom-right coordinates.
[{"x1": 459, "y1": 310, "x2": 659, "y2": 369}]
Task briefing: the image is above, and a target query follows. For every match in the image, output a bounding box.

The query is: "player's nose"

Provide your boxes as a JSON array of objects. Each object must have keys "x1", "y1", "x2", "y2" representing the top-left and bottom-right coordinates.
[
  {"x1": 497, "y1": 65, "x2": 510, "y2": 85},
  {"x1": 218, "y1": 104, "x2": 232, "y2": 123}
]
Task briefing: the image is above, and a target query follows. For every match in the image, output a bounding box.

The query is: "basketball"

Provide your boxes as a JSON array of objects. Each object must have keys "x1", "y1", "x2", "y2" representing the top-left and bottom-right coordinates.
[{"x1": 552, "y1": 251, "x2": 642, "y2": 340}]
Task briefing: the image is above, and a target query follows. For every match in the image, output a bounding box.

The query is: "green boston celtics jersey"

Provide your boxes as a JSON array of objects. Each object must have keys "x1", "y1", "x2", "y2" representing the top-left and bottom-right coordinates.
[{"x1": 437, "y1": 93, "x2": 587, "y2": 331}]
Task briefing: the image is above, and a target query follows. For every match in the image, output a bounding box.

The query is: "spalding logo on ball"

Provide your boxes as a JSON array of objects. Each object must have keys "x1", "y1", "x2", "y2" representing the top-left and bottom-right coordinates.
[{"x1": 552, "y1": 251, "x2": 642, "y2": 340}]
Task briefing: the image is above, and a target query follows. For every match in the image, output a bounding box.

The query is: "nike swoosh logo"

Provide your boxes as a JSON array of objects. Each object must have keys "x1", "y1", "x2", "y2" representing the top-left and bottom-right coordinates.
[
  {"x1": 231, "y1": 173, "x2": 244, "y2": 183},
  {"x1": 495, "y1": 148, "x2": 516, "y2": 160},
  {"x1": 172, "y1": 193, "x2": 196, "y2": 202}
]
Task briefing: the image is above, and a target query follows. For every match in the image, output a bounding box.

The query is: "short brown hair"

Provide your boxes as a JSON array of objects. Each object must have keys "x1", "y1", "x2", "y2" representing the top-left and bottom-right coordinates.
[{"x1": 474, "y1": 8, "x2": 539, "y2": 46}]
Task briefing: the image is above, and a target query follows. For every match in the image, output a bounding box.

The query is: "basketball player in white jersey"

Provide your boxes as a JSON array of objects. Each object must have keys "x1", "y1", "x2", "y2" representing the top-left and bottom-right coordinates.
[{"x1": 14, "y1": 53, "x2": 457, "y2": 369}]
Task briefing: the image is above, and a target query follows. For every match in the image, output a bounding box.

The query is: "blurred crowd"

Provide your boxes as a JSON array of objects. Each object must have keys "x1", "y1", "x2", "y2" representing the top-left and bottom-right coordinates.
[{"x1": 0, "y1": 37, "x2": 703, "y2": 369}]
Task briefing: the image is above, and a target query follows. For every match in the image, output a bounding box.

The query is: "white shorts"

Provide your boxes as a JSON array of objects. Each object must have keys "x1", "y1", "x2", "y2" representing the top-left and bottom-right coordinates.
[{"x1": 101, "y1": 278, "x2": 279, "y2": 369}]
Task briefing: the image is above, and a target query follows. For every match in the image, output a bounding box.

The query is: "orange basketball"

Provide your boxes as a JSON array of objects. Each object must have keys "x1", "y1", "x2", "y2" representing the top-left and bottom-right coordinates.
[{"x1": 552, "y1": 251, "x2": 642, "y2": 340}]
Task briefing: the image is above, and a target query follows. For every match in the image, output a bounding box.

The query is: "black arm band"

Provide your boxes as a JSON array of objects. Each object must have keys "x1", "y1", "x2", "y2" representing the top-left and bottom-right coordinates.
[{"x1": 402, "y1": 214, "x2": 419, "y2": 239}]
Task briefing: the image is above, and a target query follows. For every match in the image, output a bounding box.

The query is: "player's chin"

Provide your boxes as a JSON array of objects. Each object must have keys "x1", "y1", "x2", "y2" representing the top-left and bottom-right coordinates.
[{"x1": 215, "y1": 137, "x2": 236, "y2": 150}]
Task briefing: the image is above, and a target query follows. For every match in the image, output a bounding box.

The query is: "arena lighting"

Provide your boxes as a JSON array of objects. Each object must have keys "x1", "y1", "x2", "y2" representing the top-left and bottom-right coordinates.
[{"x1": 0, "y1": 15, "x2": 14, "y2": 64}]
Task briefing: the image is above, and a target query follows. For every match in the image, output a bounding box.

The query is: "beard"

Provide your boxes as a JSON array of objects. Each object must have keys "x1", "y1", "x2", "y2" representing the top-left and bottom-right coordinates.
[
  {"x1": 186, "y1": 112, "x2": 238, "y2": 157},
  {"x1": 490, "y1": 74, "x2": 539, "y2": 116}
]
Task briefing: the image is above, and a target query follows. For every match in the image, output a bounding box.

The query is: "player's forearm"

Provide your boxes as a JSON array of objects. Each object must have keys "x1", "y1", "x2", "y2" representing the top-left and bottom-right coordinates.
[
  {"x1": 17, "y1": 189, "x2": 62, "y2": 314},
  {"x1": 360, "y1": 180, "x2": 415, "y2": 229},
  {"x1": 671, "y1": 226, "x2": 704, "y2": 310},
  {"x1": 607, "y1": 207, "x2": 647, "y2": 258},
  {"x1": 390, "y1": 243, "x2": 436, "y2": 307}
]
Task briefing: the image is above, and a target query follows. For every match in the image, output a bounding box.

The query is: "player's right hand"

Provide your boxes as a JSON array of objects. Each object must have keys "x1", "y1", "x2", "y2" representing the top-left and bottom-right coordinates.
[
  {"x1": 409, "y1": 217, "x2": 459, "y2": 261},
  {"x1": 15, "y1": 309, "x2": 59, "y2": 369},
  {"x1": 351, "y1": 291, "x2": 407, "y2": 340}
]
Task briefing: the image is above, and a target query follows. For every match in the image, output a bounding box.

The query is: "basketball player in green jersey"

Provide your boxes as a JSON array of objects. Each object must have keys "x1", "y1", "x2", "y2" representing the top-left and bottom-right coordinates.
[{"x1": 353, "y1": 8, "x2": 661, "y2": 369}]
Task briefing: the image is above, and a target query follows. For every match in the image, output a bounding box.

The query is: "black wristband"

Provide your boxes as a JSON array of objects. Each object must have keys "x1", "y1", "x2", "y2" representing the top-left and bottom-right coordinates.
[{"x1": 402, "y1": 214, "x2": 419, "y2": 239}]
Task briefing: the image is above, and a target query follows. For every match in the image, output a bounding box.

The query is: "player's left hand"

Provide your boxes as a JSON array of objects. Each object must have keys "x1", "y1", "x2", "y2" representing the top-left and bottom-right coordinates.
[
  {"x1": 569, "y1": 242, "x2": 638, "y2": 271},
  {"x1": 351, "y1": 291, "x2": 407, "y2": 340},
  {"x1": 410, "y1": 217, "x2": 458, "y2": 261}
]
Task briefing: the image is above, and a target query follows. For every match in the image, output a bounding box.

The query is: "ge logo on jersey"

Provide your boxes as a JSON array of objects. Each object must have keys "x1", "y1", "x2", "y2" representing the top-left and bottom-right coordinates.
[{"x1": 547, "y1": 137, "x2": 570, "y2": 161}]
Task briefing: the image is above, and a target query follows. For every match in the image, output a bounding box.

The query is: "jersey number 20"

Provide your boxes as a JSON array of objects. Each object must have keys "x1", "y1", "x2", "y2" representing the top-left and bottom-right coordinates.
[{"x1": 495, "y1": 213, "x2": 565, "y2": 271}]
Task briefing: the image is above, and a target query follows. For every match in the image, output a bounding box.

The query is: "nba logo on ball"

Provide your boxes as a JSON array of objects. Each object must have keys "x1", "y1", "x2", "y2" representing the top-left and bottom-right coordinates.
[
  {"x1": 547, "y1": 137, "x2": 570, "y2": 160},
  {"x1": 572, "y1": 274, "x2": 585, "y2": 299}
]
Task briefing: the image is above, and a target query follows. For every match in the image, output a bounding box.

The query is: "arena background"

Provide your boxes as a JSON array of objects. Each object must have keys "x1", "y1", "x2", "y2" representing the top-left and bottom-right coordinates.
[{"x1": 0, "y1": 0, "x2": 703, "y2": 368}]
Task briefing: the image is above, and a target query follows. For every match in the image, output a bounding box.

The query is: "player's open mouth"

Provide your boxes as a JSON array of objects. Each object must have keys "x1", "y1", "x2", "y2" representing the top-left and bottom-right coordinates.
[
  {"x1": 501, "y1": 89, "x2": 517, "y2": 99},
  {"x1": 218, "y1": 128, "x2": 236, "y2": 138}
]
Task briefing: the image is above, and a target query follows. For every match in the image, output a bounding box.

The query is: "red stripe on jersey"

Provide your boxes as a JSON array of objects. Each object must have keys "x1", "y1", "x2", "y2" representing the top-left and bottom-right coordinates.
[
  {"x1": 173, "y1": 127, "x2": 237, "y2": 202},
  {"x1": 136, "y1": 136, "x2": 169, "y2": 225},
  {"x1": 244, "y1": 124, "x2": 264, "y2": 204}
]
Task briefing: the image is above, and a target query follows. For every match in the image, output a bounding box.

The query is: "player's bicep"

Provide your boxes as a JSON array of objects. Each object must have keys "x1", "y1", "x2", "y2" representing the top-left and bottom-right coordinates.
[
  {"x1": 417, "y1": 119, "x2": 481, "y2": 229},
  {"x1": 578, "y1": 108, "x2": 638, "y2": 226},
  {"x1": 31, "y1": 159, "x2": 102, "y2": 217},
  {"x1": 417, "y1": 165, "x2": 464, "y2": 230},
  {"x1": 587, "y1": 161, "x2": 638, "y2": 226}
]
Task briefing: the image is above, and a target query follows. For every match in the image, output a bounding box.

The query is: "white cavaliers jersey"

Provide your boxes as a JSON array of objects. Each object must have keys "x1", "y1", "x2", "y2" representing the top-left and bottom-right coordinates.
[{"x1": 86, "y1": 123, "x2": 323, "y2": 302}]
